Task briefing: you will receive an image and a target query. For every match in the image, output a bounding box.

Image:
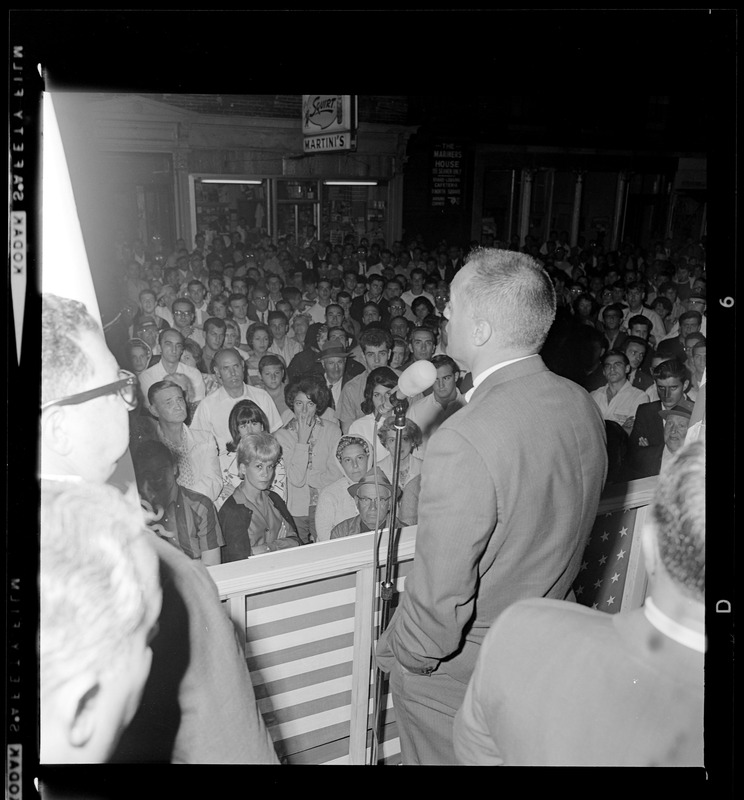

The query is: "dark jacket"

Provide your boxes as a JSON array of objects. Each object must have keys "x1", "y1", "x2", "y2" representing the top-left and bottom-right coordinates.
[{"x1": 218, "y1": 489, "x2": 300, "y2": 562}]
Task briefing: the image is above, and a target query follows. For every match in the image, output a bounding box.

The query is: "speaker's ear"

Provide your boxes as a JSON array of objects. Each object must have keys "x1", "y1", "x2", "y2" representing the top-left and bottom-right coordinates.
[
  {"x1": 40, "y1": 406, "x2": 73, "y2": 457},
  {"x1": 472, "y1": 317, "x2": 493, "y2": 347},
  {"x1": 66, "y1": 673, "x2": 101, "y2": 749}
]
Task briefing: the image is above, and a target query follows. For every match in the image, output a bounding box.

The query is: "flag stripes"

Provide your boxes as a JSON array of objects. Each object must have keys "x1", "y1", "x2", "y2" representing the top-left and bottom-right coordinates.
[{"x1": 234, "y1": 555, "x2": 412, "y2": 763}]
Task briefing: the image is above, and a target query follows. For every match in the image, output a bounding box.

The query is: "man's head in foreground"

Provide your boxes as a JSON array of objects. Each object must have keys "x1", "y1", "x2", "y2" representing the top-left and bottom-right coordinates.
[
  {"x1": 41, "y1": 294, "x2": 136, "y2": 483},
  {"x1": 40, "y1": 482, "x2": 162, "y2": 763}
]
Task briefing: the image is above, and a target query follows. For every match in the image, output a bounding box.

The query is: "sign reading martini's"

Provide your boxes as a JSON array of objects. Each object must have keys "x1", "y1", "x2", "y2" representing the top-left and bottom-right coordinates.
[{"x1": 302, "y1": 95, "x2": 356, "y2": 153}]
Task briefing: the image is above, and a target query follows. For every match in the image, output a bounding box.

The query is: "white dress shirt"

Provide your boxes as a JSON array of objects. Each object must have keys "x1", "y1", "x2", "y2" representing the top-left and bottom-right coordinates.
[
  {"x1": 190, "y1": 383, "x2": 283, "y2": 474},
  {"x1": 139, "y1": 360, "x2": 206, "y2": 404},
  {"x1": 589, "y1": 380, "x2": 647, "y2": 427}
]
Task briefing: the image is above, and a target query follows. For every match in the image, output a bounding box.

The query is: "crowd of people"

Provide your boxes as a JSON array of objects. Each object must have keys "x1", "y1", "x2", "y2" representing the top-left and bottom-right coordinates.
[
  {"x1": 39, "y1": 222, "x2": 707, "y2": 767},
  {"x1": 103, "y1": 226, "x2": 707, "y2": 566}
]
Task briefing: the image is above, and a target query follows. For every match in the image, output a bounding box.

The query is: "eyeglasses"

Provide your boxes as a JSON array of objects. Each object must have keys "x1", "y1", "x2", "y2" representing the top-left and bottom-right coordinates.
[
  {"x1": 41, "y1": 369, "x2": 138, "y2": 411},
  {"x1": 357, "y1": 493, "x2": 391, "y2": 504}
]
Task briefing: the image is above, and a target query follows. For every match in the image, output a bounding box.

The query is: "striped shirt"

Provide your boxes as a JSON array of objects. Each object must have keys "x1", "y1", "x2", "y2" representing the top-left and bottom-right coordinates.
[{"x1": 160, "y1": 484, "x2": 224, "y2": 560}]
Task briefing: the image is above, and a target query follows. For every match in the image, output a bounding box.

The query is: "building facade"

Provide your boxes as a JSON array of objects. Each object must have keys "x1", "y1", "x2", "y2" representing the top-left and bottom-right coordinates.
[
  {"x1": 55, "y1": 93, "x2": 706, "y2": 260},
  {"x1": 59, "y1": 94, "x2": 416, "y2": 258}
]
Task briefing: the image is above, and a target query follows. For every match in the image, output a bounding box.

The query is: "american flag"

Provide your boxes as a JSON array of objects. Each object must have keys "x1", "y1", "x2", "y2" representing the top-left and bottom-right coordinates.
[{"x1": 573, "y1": 506, "x2": 643, "y2": 614}]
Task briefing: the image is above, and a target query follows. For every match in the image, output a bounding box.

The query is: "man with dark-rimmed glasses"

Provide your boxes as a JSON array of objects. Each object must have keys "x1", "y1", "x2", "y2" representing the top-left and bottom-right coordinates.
[{"x1": 41, "y1": 294, "x2": 137, "y2": 484}]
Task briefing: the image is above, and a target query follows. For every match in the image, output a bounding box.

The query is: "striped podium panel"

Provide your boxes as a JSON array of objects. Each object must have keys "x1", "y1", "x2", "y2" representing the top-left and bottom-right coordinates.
[{"x1": 210, "y1": 527, "x2": 417, "y2": 765}]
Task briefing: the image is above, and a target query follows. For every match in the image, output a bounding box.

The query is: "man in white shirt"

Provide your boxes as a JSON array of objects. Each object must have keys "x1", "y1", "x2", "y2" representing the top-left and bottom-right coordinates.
[
  {"x1": 267, "y1": 310, "x2": 303, "y2": 367},
  {"x1": 171, "y1": 298, "x2": 206, "y2": 348},
  {"x1": 401, "y1": 268, "x2": 435, "y2": 309},
  {"x1": 406, "y1": 355, "x2": 467, "y2": 455},
  {"x1": 227, "y1": 293, "x2": 252, "y2": 344},
  {"x1": 186, "y1": 280, "x2": 210, "y2": 328},
  {"x1": 190, "y1": 348, "x2": 282, "y2": 474},
  {"x1": 139, "y1": 329, "x2": 206, "y2": 406},
  {"x1": 589, "y1": 350, "x2": 647, "y2": 435},
  {"x1": 621, "y1": 282, "x2": 666, "y2": 344},
  {"x1": 304, "y1": 278, "x2": 335, "y2": 324}
]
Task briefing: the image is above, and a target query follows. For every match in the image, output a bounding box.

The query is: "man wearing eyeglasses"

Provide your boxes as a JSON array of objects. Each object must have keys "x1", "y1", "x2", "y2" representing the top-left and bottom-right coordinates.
[
  {"x1": 330, "y1": 468, "x2": 397, "y2": 539},
  {"x1": 40, "y1": 293, "x2": 279, "y2": 765},
  {"x1": 171, "y1": 297, "x2": 206, "y2": 348}
]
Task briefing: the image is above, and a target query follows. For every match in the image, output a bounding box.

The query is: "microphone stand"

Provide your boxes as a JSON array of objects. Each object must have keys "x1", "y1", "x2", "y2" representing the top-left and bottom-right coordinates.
[{"x1": 369, "y1": 398, "x2": 407, "y2": 765}]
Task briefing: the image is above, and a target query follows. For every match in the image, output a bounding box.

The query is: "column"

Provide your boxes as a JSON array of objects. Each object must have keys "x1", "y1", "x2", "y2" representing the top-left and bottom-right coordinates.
[
  {"x1": 544, "y1": 168, "x2": 555, "y2": 245},
  {"x1": 610, "y1": 171, "x2": 628, "y2": 251},
  {"x1": 518, "y1": 168, "x2": 534, "y2": 247},
  {"x1": 173, "y1": 149, "x2": 192, "y2": 247},
  {"x1": 570, "y1": 171, "x2": 585, "y2": 249}
]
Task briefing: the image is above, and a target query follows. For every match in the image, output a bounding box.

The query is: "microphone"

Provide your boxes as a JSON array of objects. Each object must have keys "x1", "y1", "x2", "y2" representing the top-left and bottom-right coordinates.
[{"x1": 389, "y1": 359, "x2": 437, "y2": 405}]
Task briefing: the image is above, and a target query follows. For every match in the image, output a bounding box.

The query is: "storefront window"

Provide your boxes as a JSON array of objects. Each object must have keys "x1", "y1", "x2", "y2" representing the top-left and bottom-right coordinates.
[
  {"x1": 191, "y1": 177, "x2": 390, "y2": 249},
  {"x1": 193, "y1": 179, "x2": 268, "y2": 245},
  {"x1": 321, "y1": 183, "x2": 387, "y2": 246},
  {"x1": 275, "y1": 180, "x2": 320, "y2": 247}
]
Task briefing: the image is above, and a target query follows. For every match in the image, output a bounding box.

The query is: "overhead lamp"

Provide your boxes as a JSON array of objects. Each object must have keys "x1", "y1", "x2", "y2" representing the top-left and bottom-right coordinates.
[
  {"x1": 200, "y1": 178, "x2": 264, "y2": 184},
  {"x1": 323, "y1": 180, "x2": 378, "y2": 186}
]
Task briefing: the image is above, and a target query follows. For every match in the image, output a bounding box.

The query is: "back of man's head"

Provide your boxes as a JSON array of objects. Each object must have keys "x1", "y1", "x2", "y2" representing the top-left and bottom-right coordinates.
[
  {"x1": 42, "y1": 294, "x2": 100, "y2": 406},
  {"x1": 40, "y1": 482, "x2": 161, "y2": 762},
  {"x1": 459, "y1": 248, "x2": 556, "y2": 352},
  {"x1": 649, "y1": 440, "x2": 705, "y2": 602},
  {"x1": 133, "y1": 439, "x2": 175, "y2": 472}
]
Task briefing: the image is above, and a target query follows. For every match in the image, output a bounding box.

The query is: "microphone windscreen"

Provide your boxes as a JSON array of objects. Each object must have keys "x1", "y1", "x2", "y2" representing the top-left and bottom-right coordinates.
[{"x1": 397, "y1": 359, "x2": 437, "y2": 397}]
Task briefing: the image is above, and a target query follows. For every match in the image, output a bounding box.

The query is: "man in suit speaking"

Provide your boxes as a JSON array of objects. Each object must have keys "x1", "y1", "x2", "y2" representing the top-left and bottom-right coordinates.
[{"x1": 375, "y1": 248, "x2": 608, "y2": 765}]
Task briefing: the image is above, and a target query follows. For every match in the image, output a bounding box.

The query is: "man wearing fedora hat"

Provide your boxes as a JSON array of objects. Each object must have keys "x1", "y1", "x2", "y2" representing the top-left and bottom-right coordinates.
[
  {"x1": 330, "y1": 467, "x2": 398, "y2": 539},
  {"x1": 316, "y1": 338, "x2": 365, "y2": 420},
  {"x1": 133, "y1": 316, "x2": 163, "y2": 363},
  {"x1": 317, "y1": 339, "x2": 351, "y2": 403}
]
